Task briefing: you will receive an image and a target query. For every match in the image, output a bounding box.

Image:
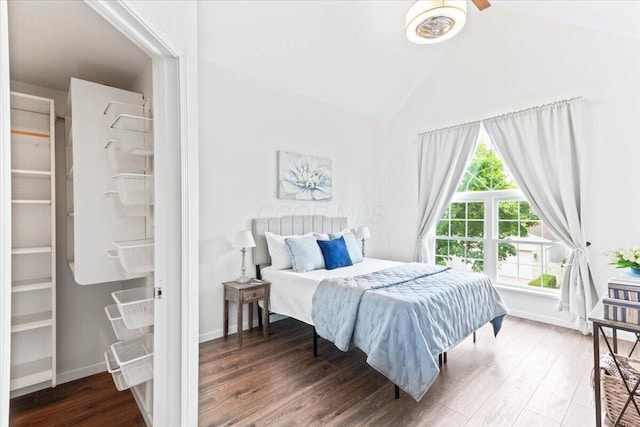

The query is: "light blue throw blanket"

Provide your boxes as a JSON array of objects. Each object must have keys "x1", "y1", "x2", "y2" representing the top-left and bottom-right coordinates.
[{"x1": 311, "y1": 263, "x2": 508, "y2": 401}]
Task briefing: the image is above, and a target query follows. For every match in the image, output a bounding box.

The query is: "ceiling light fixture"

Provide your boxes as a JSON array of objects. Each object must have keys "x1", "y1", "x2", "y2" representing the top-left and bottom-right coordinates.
[{"x1": 405, "y1": 0, "x2": 467, "y2": 44}]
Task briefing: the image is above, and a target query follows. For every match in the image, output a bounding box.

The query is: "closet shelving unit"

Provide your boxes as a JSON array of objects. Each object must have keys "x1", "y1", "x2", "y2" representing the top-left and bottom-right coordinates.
[{"x1": 9, "y1": 91, "x2": 56, "y2": 392}]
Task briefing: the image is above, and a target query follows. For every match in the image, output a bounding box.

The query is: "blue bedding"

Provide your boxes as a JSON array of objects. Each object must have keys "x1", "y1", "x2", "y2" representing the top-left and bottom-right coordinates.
[{"x1": 311, "y1": 263, "x2": 508, "y2": 401}]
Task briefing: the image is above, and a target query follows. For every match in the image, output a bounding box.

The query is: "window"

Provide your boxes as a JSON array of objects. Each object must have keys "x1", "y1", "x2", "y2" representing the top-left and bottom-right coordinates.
[{"x1": 434, "y1": 126, "x2": 569, "y2": 291}]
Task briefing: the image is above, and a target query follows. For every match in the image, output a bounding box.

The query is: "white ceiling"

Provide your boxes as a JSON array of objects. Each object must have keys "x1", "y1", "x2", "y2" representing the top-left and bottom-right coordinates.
[
  {"x1": 198, "y1": 0, "x2": 640, "y2": 120},
  {"x1": 8, "y1": 0, "x2": 150, "y2": 93}
]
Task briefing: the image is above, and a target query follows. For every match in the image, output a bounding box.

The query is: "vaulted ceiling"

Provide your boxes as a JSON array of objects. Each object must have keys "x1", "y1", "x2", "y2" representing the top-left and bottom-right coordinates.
[{"x1": 198, "y1": 0, "x2": 640, "y2": 120}]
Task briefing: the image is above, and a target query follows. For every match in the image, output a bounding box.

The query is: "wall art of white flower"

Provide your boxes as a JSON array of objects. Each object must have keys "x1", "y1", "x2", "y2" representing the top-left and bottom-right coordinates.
[{"x1": 278, "y1": 151, "x2": 332, "y2": 201}]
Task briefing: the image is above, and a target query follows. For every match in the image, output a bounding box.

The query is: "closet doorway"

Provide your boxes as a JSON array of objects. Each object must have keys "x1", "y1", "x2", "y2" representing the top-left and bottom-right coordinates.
[{"x1": 0, "y1": 1, "x2": 198, "y2": 426}]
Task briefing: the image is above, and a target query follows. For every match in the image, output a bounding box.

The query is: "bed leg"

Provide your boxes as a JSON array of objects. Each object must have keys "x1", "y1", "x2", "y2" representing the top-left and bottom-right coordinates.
[
  {"x1": 443, "y1": 351, "x2": 447, "y2": 364},
  {"x1": 313, "y1": 328, "x2": 318, "y2": 358},
  {"x1": 438, "y1": 353, "x2": 442, "y2": 367},
  {"x1": 473, "y1": 331, "x2": 476, "y2": 343},
  {"x1": 394, "y1": 384, "x2": 400, "y2": 399}
]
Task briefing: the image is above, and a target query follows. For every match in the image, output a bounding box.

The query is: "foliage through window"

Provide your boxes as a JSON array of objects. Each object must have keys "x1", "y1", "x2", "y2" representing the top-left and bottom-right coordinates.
[{"x1": 434, "y1": 125, "x2": 568, "y2": 290}]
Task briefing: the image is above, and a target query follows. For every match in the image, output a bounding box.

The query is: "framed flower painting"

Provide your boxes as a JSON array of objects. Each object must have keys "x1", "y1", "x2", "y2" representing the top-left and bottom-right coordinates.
[{"x1": 277, "y1": 151, "x2": 332, "y2": 201}]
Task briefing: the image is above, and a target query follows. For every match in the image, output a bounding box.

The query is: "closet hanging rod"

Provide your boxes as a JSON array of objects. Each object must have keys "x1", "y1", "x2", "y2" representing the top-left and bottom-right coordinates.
[
  {"x1": 10, "y1": 107, "x2": 65, "y2": 122},
  {"x1": 11, "y1": 129, "x2": 50, "y2": 138}
]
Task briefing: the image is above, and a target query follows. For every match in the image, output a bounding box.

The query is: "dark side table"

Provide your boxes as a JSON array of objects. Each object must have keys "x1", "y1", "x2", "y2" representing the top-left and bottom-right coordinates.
[{"x1": 222, "y1": 280, "x2": 270, "y2": 346}]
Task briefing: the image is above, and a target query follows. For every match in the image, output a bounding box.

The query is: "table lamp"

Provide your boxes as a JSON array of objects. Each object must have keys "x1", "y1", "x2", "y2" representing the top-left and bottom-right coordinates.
[{"x1": 233, "y1": 230, "x2": 256, "y2": 283}]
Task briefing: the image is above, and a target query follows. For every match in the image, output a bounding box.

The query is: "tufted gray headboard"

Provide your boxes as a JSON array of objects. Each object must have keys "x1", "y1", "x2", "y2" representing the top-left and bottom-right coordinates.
[{"x1": 252, "y1": 215, "x2": 348, "y2": 266}]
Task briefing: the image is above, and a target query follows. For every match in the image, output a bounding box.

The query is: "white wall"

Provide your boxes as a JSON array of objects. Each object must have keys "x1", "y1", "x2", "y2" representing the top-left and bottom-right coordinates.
[
  {"x1": 129, "y1": 60, "x2": 153, "y2": 105},
  {"x1": 198, "y1": 61, "x2": 389, "y2": 341},
  {"x1": 9, "y1": 80, "x2": 124, "y2": 392},
  {"x1": 385, "y1": 8, "x2": 640, "y2": 328}
]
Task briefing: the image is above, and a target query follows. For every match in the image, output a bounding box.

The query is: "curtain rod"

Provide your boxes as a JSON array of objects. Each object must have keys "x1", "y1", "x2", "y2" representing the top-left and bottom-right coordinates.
[{"x1": 417, "y1": 96, "x2": 584, "y2": 137}]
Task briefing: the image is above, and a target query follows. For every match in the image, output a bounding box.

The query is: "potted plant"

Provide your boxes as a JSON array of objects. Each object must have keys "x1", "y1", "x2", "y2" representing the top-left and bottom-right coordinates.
[{"x1": 604, "y1": 247, "x2": 640, "y2": 276}]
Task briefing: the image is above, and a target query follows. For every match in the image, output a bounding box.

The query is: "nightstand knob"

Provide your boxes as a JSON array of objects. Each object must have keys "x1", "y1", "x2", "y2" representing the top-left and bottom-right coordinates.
[{"x1": 252, "y1": 292, "x2": 257, "y2": 298}]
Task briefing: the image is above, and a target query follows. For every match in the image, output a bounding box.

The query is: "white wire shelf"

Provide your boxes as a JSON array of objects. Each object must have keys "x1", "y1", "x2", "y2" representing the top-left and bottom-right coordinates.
[
  {"x1": 111, "y1": 287, "x2": 154, "y2": 329},
  {"x1": 112, "y1": 173, "x2": 154, "y2": 206},
  {"x1": 104, "y1": 139, "x2": 152, "y2": 171},
  {"x1": 110, "y1": 333, "x2": 153, "y2": 388},
  {"x1": 104, "y1": 191, "x2": 151, "y2": 217}
]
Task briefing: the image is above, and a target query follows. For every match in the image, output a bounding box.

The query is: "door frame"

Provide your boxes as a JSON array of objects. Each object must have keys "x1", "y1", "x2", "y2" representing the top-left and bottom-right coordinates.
[
  {"x1": 0, "y1": 1, "x2": 12, "y2": 425},
  {"x1": 85, "y1": 2, "x2": 200, "y2": 426},
  {"x1": 0, "y1": 0, "x2": 199, "y2": 426}
]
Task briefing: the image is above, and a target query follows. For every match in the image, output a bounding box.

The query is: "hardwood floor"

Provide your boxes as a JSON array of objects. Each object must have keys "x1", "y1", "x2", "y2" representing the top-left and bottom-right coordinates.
[
  {"x1": 199, "y1": 316, "x2": 605, "y2": 426},
  {"x1": 9, "y1": 372, "x2": 144, "y2": 426},
  {"x1": 9, "y1": 316, "x2": 615, "y2": 426}
]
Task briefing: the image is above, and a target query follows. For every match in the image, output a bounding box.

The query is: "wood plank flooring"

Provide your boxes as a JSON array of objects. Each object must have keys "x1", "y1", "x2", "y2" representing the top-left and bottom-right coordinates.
[
  {"x1": 10, "y1": 315, "x2": 618, "y2": 426},
  {"x1": 9, "y1": 372, "x2": 144, "y2": 426},
  {"x1": 199, "y1": 316, "x2": 607, "y2": 426}
]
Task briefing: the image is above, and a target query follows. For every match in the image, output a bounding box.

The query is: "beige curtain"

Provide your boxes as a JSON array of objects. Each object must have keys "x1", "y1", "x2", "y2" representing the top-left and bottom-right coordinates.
[
  {"x1": 484, "y1": 99, "x2": 596, "y2": 332},
  {"x1": 416, "y1": 122, "x2": 480, "y2": 263}
]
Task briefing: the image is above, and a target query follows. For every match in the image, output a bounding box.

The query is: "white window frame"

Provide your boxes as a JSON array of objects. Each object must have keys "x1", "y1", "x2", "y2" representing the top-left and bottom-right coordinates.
[{"x1": 438, "y1": 189, "x2": 561, "y2": 295}]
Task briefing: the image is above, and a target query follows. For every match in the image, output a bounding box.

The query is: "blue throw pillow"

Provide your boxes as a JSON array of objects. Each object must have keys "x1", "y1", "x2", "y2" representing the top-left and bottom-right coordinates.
[
  {"x1": 328, "y1": 231, "x2": 363, "y2": 263},
  {"x1": 316, "y1": 237, "x2": 353, "y2": 270},
  {"x1": 285, "y1": 235, "x2": 325, "y2": 273}
]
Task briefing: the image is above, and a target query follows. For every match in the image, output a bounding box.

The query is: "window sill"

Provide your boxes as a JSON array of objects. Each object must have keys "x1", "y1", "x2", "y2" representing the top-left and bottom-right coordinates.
[{"x1": 494, "y1": 283, "x2": 561, "y2": 300}]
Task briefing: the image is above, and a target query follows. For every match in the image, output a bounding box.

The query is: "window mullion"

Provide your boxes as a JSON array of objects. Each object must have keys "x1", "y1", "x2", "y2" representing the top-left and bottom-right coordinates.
[{"x1": 484, "y1": 195, "x2": 497, "y2": 282}]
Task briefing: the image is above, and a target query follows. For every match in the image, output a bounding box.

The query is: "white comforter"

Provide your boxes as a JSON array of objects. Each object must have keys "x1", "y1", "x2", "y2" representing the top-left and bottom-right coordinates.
[{"x1": 260, "y1": 258, "x2": 402, "y2": 325}]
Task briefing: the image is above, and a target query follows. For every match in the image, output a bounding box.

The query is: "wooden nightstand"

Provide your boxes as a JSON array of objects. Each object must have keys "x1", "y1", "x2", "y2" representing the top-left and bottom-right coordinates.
[{"x1": 222, "y1": 280, "x2": 270, "y2": 346}]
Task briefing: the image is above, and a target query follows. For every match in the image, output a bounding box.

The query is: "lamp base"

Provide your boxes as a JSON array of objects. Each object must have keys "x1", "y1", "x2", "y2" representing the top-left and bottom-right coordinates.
[{"x1": 236, "y1": 275, "x2": 251, "y2": 284}]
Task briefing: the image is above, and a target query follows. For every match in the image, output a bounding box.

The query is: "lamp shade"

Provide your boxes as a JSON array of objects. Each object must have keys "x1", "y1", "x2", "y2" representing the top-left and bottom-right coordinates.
[
  {"x1": 233, "y1": 230, "x2": 256, "y2": 249},
  {"x1": 356, "y1": 226, "x2": 372, "y2": 240},
  {"x1": 405, "y1": 0, "x2": 467, "y2": 44}
]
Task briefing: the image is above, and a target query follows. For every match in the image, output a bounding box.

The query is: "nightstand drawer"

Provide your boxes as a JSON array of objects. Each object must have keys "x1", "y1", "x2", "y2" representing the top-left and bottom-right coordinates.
[{"x1": 242, "y1": 287, "x2": 265, "y2": 302}]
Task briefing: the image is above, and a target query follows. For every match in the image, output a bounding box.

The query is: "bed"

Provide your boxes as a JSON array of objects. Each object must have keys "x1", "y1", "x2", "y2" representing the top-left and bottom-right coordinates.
[{"x1": 252, "y1": 215, "x2": 508, "y2": 401}]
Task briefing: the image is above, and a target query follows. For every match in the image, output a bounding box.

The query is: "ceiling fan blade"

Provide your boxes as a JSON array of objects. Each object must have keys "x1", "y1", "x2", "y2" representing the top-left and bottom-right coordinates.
[{"x1": 471, "y1": 0, "x2": 491, "y2": 11}]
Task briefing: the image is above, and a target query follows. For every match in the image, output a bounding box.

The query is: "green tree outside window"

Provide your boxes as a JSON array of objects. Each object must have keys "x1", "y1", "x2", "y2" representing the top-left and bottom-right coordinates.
[{"x1": 435, "y1": 142, "x2": 539, "y2": 272}]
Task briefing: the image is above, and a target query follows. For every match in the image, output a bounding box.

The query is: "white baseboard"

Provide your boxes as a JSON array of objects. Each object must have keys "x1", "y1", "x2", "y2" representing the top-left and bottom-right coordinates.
[
  {"x1": 505, "y1": 309, "x2": 578, "y2": 330},
  {"x1": 57, "y1": 361, "x2": 106, "y2": 385},
  {"x1": 10, "y1": 361, "x2": 106, "y2": 398},
  {"x1": 199, "y1": 314, "x2": 288, "y2": 343},
  {"x1": 508, "y1": 309, "x2": 640, "y2": 344}
]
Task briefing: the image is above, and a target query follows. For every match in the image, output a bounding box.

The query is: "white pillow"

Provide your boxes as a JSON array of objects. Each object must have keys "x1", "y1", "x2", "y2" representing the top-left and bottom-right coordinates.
[
  {"x1": 265, "y1": 232, "x2": 312, "y2": 270},
  {"x1": 285, "y1": 235, "x2": 325, "y2": 272},
  {"x1": 337, "y1": 228, "x2": 358, "y2": 236},
  {"x1": 328, "y1": 230, "x2": 363, "y2": 263},
  {"x1": 312, "y1": 232, "x2": 330, "y2": 240}
]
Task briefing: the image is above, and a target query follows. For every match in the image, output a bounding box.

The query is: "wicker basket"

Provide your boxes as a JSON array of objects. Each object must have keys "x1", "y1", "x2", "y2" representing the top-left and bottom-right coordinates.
[{"x1": 602, "y1": 354, "x2": 640, "y2": 426}]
